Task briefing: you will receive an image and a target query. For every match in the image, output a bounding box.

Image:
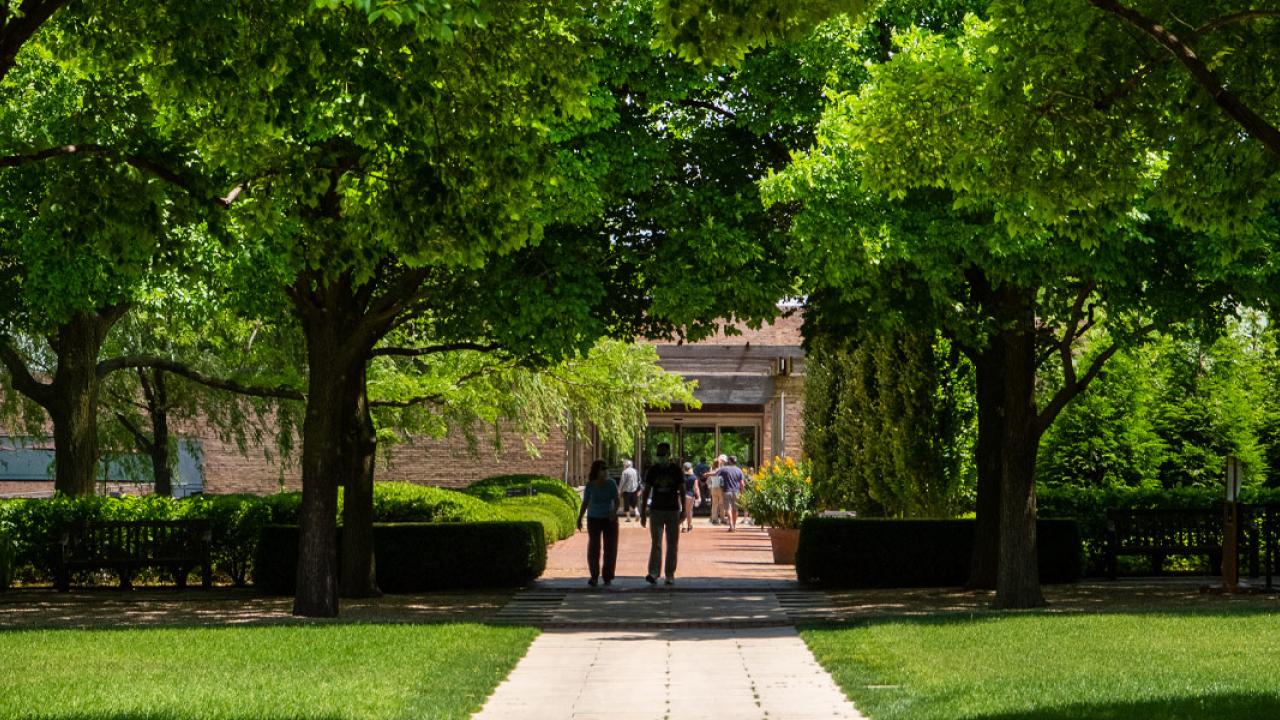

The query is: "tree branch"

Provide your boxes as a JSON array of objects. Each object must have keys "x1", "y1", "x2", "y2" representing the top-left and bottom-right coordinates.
[
  {"x1": 97, "y1": 356, "x2": 305, "y2": 401},
  {"x1": 1089, "y1": 0, "x2": 1280, "y2": 158},
  {"x1": 0, "y1": 144, "x2": 250, "y2": 208},
  {"x1": 114, "y1": 411, "x2": 155, "y2": 455},
  {"x1": 1095, "y1": 10, "x2": 1280, "y2": 111},
  {"x1": 0, "y1": 0, "x2": 69, "y2": 84},
  {"x1": 371, "y1": 341, "x2": 501, "y2": 357},
  {"x1": 0, "y1": 336, "x2": 52, "y2": 407},
  {"x1": 1036, "y1": 323, "x2": 1156, "y2": 434}
]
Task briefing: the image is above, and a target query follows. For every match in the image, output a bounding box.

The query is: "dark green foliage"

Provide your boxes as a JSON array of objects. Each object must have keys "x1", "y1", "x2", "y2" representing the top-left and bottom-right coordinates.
[
  {"x1": 1038, "y1": 325, "x2": 1280, "y2": 491},
  {"x1": 803, "y1": 330, "x2": 975, "y2": 517},
  {"x1": 0, "y1": 482, "x2": 547, "y2": 585},
  {"x1": 0, "y1": 528, "x2": 12, "y2": 591},
  {"x1": 253, "y1": 522, "x2": 546, "y2": 595},
  {"x1": 1038, "y1": 484, "x2": 1280, "y2": 574},
  {"x1": 795, "y1": 517, "x2": 1082, "y2": 588},
  {"x1": 0, "y1": 494, "x2": 269, "y2": 585}
]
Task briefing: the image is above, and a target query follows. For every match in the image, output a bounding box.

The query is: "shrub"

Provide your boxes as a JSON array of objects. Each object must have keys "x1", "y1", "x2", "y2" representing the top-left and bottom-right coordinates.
[
  {"x1": 1038, "y1": 484, "x2": 1280, "y2": 574},
  {"x1": 187, "y1": 495, "x2": 273, "y2": 586},
  {"x1": 0, "y1": 528, "x2": 12, "y2": 591},
  {"x1": 795, "y1": 517, "x2": 1083, "y2": 588},
  {"x1": 465, "y1": 475, "x2": 579, "y2": 545},
  {"x1": 741, "y1": 456, "x2": 816, "y2": 529},
  {"x1": 491, "y1": 496, "x2": 577, "y2": 544},
  {"x1": 465, "y1": 474, "x2": 580, "y2": 512},
  {"x1": 254, "y1": 521, "x2": 546, "y2": 594},
  {"x1": 370, "y1": 482, "x2": 501, "y2": 523}
]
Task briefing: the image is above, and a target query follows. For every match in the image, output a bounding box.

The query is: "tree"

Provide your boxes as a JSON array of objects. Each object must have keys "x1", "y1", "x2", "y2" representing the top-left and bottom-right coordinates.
[
  {"x1": 803, "y1": 326, "x2": 974, "y2": 517},
  {"x1": 0, "y1": 44, "x2": 205, "y2": 495},
  {"x1": 762, "y1": 16, "x2": 1275, "y2": 607}
]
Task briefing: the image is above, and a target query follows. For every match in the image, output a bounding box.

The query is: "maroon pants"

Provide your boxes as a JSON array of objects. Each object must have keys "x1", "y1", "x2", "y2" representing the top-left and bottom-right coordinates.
[{"x1": 587, "y1": 516, "x2": 619, "y2": 582}]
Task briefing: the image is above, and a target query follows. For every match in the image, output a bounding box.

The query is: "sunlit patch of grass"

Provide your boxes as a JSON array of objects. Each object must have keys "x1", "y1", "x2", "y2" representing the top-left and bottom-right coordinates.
[{"x1": 0, "y1": 623, "x2": 536, "y2": 719}]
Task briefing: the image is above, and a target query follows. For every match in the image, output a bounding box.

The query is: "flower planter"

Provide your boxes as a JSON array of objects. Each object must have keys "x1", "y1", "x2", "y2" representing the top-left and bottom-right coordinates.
[{"x1": 768, "y1": 527, "x2": 800, "y2": 564}]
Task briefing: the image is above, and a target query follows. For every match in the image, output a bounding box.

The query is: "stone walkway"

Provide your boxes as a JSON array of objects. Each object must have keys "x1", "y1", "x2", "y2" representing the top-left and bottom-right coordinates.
[
  {"x1": 477, "y1": 520, "x2": 865, "y2": 718},
  {"x1": 473, "y1": 627, "x2": 865, "y2": 720}
]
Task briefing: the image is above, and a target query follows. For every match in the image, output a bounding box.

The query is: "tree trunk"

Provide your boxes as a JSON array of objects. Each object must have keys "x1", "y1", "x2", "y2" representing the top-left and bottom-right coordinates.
[
  {"x1": 292, "y1": 308, "x2": 367, "y2": 618},
  {"x1": 144, "y1": 369, "x2": 173, "y2": 496},
  {"x1": 339, "y1": 385, "x2": 380, "y2": 598},
  {"x1": 45, "y1": 311, "x2": 122, "y2": 496},
  {"x1": 992, "y1": 300, "x2": 1046, "y2": 609},
  {"x1": 967, "y1": 344, "x2": 1004, "y2": 589}
]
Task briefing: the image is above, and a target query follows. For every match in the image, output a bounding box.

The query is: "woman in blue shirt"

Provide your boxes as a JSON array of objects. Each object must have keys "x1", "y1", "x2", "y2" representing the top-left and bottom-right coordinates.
[{"x1": 576, "y1": 459, "x2": 620, "y2": 587}]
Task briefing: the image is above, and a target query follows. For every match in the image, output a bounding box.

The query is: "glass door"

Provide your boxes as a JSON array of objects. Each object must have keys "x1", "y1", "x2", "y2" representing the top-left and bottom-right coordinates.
[
  {"x1": 718, "y1": 426, "x2": 759, "y2": 471},
  {"x1": 679, "y1": 427, "x2": 717, "y2": 467},
  {"x1": 642, "y1": 426, "x2": 676, "y2": 473}
]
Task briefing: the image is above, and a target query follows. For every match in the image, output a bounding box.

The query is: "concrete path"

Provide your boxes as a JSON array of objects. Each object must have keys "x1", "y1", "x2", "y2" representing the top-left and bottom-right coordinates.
[
  {"x1": 473, "y1": 627, "x2": 866, "y2": 720},
  {"x1": 476, "y1": 521, "x2": 863, "y2": 718}
]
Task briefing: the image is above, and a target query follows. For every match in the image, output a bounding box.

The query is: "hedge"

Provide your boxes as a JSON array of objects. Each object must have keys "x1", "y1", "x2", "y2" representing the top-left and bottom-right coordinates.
[
  {"x1": 465, "y1": 474, "x2": 580, "y2": 511},
  {"x1": 0, "y1": 529, "x2": 12, "y2": 591},
  {"x1": 253, "y1": 521, "x2": 546, "y2": 594},
  {"x1": 1038, "y1": 484, "x2": 1280, "y2": 574},
  {"x1": 465, "y1": 475, "x2": 580, "y2": 545},
  {"x1": 795, "y1": 517, "x2": 1083, "y2": 588},
  {"x1": 0, "y1": 476, "x2": 579, "y2": 586},
  {"x1": 0, "y1": 494, "x2": 270, "y2": 586}
]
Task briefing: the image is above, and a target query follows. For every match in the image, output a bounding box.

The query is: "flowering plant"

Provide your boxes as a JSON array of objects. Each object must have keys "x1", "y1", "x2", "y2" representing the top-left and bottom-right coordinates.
[{"x1": 741, "y1": 456, "x2": 816, "y2": 529}]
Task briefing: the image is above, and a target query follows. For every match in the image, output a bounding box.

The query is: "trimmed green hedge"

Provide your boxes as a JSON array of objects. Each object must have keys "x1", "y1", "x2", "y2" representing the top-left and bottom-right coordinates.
[
  {"x1": 0, "y1": 476, "x2": 577, "y2": 586},
  {"x1": 253, "y1": 521, "x2": 546, "y2": 594},
  {"x1": 0, "y1": 494, "x2": 271, "y2": 586},
  {"x1": 1038, "y1": 485, "x2": 1280, "y2": 574},
  {"x1": 465, "y1": 475, "x2": 580, "y2": 545},
  {"x1": 795, "y1": 517, "x2": 1083, "y2": 588},
  {"x1": 0, "y1": 529, "x2": 12, "y2": 591}
]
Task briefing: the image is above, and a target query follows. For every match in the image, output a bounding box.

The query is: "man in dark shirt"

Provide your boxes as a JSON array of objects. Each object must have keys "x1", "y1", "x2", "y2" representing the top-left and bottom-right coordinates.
[
  {"x1": 715, "y1": 455, "x2": 746, "y2": 531},
  {"x1": 640, "y1": 442, "x2": 684, "y2": 585}
]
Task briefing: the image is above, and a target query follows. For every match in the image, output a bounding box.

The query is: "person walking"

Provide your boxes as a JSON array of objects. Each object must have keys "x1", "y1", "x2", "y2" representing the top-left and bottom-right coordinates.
[
  {"x1": 713, "y1": 455, "x2": 746, "y2": 531},
  {"x1": 640, "y1": 442, "x2": 683, "y2": 585},
  {"x1": 577, "y1": 459, "x2": 620, "y2": 587},
  {"x1": 705, "y1": 455, "x2": 725, "y2": 525},
  {"x1": 618, "y1": 459, "x2": 640, "y2": 521},
  {"x1": 681, "y1": 462, "x2": 701, "y2": 532}
]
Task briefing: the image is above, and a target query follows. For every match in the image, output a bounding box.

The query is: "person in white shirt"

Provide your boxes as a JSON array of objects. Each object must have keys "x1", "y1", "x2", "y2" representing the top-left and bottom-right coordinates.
[{"x1": 618, "y1": 459, "x2": 641, "y2": 521}]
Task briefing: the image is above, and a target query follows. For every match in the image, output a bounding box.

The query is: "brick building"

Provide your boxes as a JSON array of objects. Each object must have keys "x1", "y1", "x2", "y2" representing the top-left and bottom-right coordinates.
[{"x1": 0, "y1": 312, "x2": 806, "y2": 496}]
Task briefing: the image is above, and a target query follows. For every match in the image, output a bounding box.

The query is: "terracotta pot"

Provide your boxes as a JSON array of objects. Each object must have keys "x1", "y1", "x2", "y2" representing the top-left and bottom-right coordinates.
[{"x1": 768, "y1": 527, "x2": 800, "y2": 564}]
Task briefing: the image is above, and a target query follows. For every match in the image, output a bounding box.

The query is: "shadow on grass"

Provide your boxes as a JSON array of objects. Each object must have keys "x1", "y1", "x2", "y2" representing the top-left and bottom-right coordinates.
[{"x1": 970, "y1": 693, "x2": 1280, "y2": 720}]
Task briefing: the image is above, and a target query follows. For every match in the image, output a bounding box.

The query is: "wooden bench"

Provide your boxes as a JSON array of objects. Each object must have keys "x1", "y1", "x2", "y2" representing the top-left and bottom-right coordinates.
[
  {"x1": 57, "y1": 520, "x2": 213, "y2": 591},
  {"x1": 1105, "y1": 508, "x2": 1225, "y2": 578}
]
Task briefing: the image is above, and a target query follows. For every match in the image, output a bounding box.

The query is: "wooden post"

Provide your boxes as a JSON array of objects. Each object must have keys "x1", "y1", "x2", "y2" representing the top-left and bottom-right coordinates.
[{"x1": 1222, "y1": 456, "x2": 1242, "y2": 592}]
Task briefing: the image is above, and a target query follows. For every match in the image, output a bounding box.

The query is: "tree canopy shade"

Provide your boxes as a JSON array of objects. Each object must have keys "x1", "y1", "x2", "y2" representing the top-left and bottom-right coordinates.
[
  {"x1": 762, "y1": 13, "x2": 1278, "y2": 607},
  {"x1": 0, "y1": 36, "x2": 217, "y2": 496}
]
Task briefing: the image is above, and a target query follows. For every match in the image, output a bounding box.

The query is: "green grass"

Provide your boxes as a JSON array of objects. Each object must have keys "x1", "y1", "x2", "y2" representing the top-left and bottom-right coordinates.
[
  {"x1": 0, "y1": 623, "x2": 536, "y2": 719},
  {"x1": 802, "y1": 611, "x2": 1280, "y2": 720}
]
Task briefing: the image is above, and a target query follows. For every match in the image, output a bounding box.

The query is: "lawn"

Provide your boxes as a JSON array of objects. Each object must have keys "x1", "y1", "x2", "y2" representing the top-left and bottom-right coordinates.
[
  {"x1": 802, "y1": 611, "x2": 1280, "y2": 720},
  {"x1": 0, "y1": 623, "x2": 536, "y2": 720}
]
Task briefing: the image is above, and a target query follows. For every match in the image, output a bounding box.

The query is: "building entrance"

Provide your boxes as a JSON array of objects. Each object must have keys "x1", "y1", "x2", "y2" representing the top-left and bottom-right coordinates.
[{"x1": 640, "y1": 420, "x2": 759, "y2": 472}]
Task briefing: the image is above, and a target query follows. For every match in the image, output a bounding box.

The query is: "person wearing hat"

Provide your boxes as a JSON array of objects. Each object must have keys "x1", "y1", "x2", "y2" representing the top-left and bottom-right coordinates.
[
  {"x1": 704, "y1": 455, "x2": 726, "y2": 525},
  {"x1": 712, "y1": 454, "x2": 746, "y2": 531},
  {"x1": 640, "y1": 441, "x2": 684, "y2": 585},
  {"x1": 680, "y1": 461, "x2": 702, "y2": 532}
]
